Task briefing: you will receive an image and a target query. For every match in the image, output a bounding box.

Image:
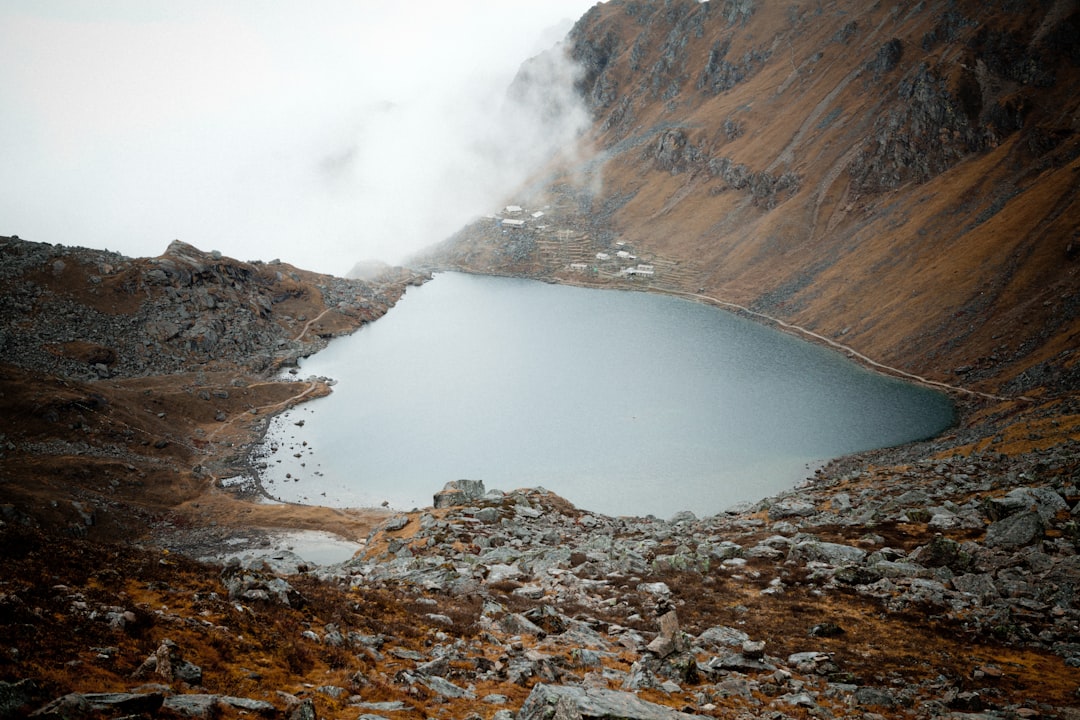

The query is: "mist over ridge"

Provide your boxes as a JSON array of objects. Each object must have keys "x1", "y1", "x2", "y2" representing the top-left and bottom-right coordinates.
[{"x1": 0, "y1": 1, "x2": 598, "y2": 274}]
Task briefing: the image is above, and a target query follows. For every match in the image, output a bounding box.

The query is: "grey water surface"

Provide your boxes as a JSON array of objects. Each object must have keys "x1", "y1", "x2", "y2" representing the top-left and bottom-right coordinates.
[{"x1": 257, "y1": 272, "x2": 953, "y2": 517}]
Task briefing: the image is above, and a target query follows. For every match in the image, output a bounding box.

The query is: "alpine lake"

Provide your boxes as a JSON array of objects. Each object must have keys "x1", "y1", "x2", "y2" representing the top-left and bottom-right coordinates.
[{"x1": 254, "y1": 272, "x2": 954, "y2": 518}]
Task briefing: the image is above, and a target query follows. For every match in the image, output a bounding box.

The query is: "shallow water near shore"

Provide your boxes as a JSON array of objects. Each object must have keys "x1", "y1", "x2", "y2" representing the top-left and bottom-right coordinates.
[{"x1": 256, "y1": 272, "x2": 953, "y2": 517}]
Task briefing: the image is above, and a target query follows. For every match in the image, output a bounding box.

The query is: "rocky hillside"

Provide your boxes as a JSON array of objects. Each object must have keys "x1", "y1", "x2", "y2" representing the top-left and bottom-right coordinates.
[
  {"x1": 420, "y1": 0, "x2": 1080, "y2": 403},
  {"x1": 0, "y1": 236, "x2": 426, "y2": 540},
  {"x1": 0, "y1": 237, "x2": 422, "y2": 380}
]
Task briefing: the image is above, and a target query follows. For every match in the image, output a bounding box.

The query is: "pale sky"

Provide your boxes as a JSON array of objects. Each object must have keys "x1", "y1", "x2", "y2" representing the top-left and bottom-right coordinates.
[{"x1": 0, "y1": 1, "x2": 599, "y2": 274}]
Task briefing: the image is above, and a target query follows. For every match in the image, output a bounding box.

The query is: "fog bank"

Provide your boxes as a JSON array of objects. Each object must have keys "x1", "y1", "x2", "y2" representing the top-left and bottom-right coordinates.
[{"x1": 0, "y1": 1, "x2": 597, "y2": 274}]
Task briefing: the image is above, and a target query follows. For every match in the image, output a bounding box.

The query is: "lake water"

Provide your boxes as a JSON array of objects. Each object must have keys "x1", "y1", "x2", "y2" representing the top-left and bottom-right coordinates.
[{"x1": 255, "y1": 272, "x2": 954, "y2": 518}]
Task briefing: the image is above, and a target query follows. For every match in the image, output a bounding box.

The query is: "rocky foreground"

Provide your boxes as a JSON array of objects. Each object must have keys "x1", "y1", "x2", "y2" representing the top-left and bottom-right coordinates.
[{"x1": 4, "y1": 442, "x2": 1080, "y2": 719}]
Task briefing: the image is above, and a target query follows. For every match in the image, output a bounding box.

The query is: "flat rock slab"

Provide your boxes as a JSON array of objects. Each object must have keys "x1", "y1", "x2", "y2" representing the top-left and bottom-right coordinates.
[{"x1": 518, "y1": 683, "x2": 707, "y2": 720}]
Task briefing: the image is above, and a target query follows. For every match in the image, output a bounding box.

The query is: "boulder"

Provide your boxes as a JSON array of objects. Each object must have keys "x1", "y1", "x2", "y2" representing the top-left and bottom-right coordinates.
[
  {"x1": 434, "y1": 479, "x2": 487, "y2": 508},
  {"x1": 950, "y1": 573, "x2": 1000, "y2": 604},
  {"x1": 31, "y1": 692, "x2": 164, "y2": 718},
  {"x1": 787, "y1": 651, "x2": 838, "y2": 675},
  {"x1": 28, "y1": 694, "x2": 91, "y2": 719},
  {"x1": 852, "y1": 685, "x2": 898, "y2": 709},
  {"x1": 220, "y1": 696, "x2": 277, "y2": 715},
  {"x1": 741, "y1": 640, "x2": 766, "y2": 659},
  {"x1": 500, "y1": 613, "x2": 547, "y2": 638},
  {"x1": 645, "y1": 610, "x2": 686, "y2": 658},
  {"x1": 418, "y1": 675, "x2": 474, "y2": 699},
  {"x1": 658, "y1": 651, "x2": 700, "y2": 684},
  {"x1": 834, "y1": 565, "x2": 883, "y2": 585},
  {"x1": 517, "y1": 683, "x2": 707, "y2": 720},
  {"x1": 768, "y1": 497, "x2": 817, "y2": 518},
  {"x1": 161, "y1": 694, "x2": 219, "y2": 718},
  {"x1": 524, "y1": 604, "x2": 571, "y2": 635},
  {"x1": 871, "y1": 560, "x2": 934, "y2": 579},
  {"x1": 221, "y1": 566, "x2": 302, "y2": 607},
  {"x1": 909, "y1": 535, "x2": 972, "y2": 571},
  {"x1": 696, "y1": 625, "x2": 749, "y2": 648},
  {"x1": 621, "y1": 659, "x2": 662, "y2": 691},
  {"x1": 702, "y1": 541, "x2": 743, "y2": 560},
  {"x1": 985, "y1": 487, "x2": 1067, "y2": 522},
  {"x1": 381, "y1": 515, "x2": 409, "y2": 532},
  {"x1": 896, "y1": 578, "x2": 950, "y2": 608},
  {"x1": 83, "y1": 690, "x2": 163, "y2": 716},
  {"x1": 788, "y1": 540, "x2": 866, "y2": 566},
  {"x1": 485, "y1": 563, "x2": 524, "y2": 584},
  {"x1": 984, "y1": 510, "x2": 1046, "y2": 549},
  {"x1": 707, "y1": 652, "x2": 775, "y2": 673}
]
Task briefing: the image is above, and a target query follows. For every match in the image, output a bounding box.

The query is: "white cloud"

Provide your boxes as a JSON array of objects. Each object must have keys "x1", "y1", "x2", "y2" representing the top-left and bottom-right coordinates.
[{"x1": 0, "y1": 0, "x2": 598, "y2": 273}]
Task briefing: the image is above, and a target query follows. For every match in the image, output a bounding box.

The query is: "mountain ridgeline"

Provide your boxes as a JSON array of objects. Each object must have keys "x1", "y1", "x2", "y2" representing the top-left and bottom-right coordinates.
[{"x1": 424, "y1": 0, "x2": 1080, "y2": 401}]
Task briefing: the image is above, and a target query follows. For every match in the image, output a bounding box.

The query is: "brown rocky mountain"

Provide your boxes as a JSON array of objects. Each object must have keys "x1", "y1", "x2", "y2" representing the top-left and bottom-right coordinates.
[
  {"x1": 423, "y1": 0, "x2": 1079, "y2": 404},
  {"x1": 0, "y1": 237, "x2": 426, "y2": 541},
  {"x1": 3, "y1": 1, "x2": 1080, "y2": 718}
]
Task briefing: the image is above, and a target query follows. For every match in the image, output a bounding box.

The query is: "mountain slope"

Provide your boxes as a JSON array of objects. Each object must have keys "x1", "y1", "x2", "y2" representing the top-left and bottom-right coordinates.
[{"x1": 423, "y1": 0, "x2": 1080, "y2": 403}]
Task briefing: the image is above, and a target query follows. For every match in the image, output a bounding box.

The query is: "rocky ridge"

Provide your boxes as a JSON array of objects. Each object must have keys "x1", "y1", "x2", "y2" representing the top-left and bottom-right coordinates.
[
  {"x1": 0, "y1": 237, "x2": 424, "y2": 381},
  {"x1": 333, "y1": 461, "x2": 1080, "y2": 718}
]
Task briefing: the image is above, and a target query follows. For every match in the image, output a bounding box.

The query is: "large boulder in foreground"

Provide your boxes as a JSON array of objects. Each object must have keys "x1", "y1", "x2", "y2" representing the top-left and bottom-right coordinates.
[{"x1": 518, "y1": 683, "x2": 706, "y2": 720}]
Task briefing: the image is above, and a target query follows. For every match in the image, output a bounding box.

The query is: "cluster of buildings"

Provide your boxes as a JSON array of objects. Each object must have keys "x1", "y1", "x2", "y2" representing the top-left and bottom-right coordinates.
[
  {"x1": 586, "y1": 242, "x2": 655, "y2": 278},
  {"x1": 491, "y1": 203, "x2": 657, "y2": 280},
  {"x1": 493, "y1": 204, "x2": 546, "y2": 230}
]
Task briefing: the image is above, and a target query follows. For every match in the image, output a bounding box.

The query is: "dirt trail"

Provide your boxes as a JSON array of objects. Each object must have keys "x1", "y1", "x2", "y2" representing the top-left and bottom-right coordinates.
[
  {"x1": 292, "y1": 305, "x2": 338, "y2": 341},
  {"x1": 205, "y1": 380, "x2": 325, "y2": 443}
]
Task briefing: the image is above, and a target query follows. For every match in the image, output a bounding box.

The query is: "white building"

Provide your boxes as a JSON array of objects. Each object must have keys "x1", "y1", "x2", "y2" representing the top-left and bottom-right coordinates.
[
  {"x1": 595, "y1": 252, "x2": 611, "y2": 261},
  {"x1": 502, "y1": 218, "x2": 526, "y2": 227},
  {"x1": 505, "y1": 205, "x2": 523, "y2": 214}
]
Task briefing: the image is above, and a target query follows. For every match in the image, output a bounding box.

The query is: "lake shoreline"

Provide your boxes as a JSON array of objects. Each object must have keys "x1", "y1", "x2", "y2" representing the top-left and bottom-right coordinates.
[
  {"x1": 249, "y1": 269, "x2": 958, "y2": 519},
  {"x1": 433, "y1": 266, "x2": 1004, "y2": 405}
]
